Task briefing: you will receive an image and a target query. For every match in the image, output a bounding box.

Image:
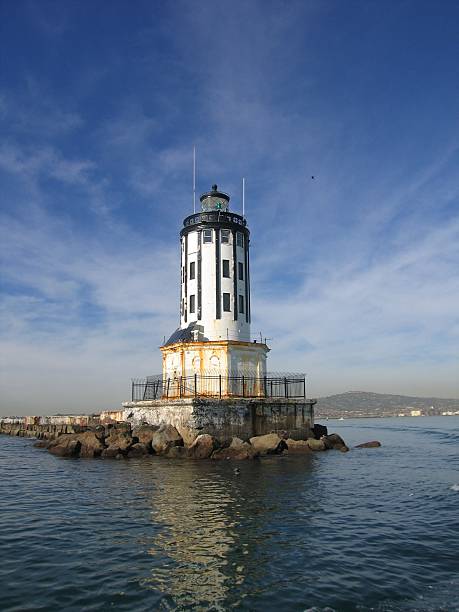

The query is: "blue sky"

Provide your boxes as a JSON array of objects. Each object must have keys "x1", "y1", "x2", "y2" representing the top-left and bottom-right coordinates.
[{"x1": 1, "y1": 0, "x2": 458, "y2": 414}]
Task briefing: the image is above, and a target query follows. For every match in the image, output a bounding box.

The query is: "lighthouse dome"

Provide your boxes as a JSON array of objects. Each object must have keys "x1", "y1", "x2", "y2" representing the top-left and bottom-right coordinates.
[{"x1": 200, "y1": 184, "x2": 230, "y2": 212}]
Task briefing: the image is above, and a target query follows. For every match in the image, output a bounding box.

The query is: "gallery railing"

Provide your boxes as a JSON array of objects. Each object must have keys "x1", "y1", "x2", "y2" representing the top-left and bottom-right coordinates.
[{"x1": 131, "y1": 372, "x2": 306, "y2": 401}]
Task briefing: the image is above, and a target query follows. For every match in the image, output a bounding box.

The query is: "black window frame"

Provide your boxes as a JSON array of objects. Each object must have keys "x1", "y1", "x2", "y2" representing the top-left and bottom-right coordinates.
[
  {"x1": 238, "y1": 261, "x2": 244, "y2": 280},
  {"x1": 221, "y1": 229, "x2": 230, "y2": 244},
  {"x1": 223, "y1": 292, "x2": 231, "y2": 312},
  {"x1": 189, "y1": 294, "x2": 196, "y2": 314},
  {"x1": 203, "y1": 229, "x2": 213, "y2": 243},
  {"x1": 239, "y1": 294, "x2": 244, "y2": 314},
  {"x1": 222, "y1": 259, "x2": 230, "y2": 278},
  {"x1": 236, "y1": 232, "x2": 244, "y2": 247},
  {"x1": 189, "y1": 261, "x2": 195, "y2": 280}
]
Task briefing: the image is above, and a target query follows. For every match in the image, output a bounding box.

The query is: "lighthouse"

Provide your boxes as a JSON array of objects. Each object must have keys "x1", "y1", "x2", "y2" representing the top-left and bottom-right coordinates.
[
  {"x1": 161, "y1": 184, "x2": 269, "y2": 384},
  {"x1": 124, "y1": 181, "x2": 314, "y2": 441}
]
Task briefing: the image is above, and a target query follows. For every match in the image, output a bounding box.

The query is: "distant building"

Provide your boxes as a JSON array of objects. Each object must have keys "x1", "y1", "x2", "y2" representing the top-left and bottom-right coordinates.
[{"x1": 410, "y1": 409, "x2": 422, "y2": 417}]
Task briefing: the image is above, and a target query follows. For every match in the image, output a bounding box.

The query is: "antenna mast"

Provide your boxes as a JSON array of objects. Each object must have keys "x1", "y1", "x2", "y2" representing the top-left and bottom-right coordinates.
[
  {"x1": 242, "y1": 177, "x2": 245, "y2": 218},
  {"x1": 193, "y1": 146, "x2": 196, "y2": 213}
]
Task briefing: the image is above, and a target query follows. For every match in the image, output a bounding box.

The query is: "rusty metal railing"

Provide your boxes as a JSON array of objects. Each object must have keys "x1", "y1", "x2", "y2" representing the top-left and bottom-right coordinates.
[{"x1": 131, "y1": 372, "x2": 306, "y2": 401}]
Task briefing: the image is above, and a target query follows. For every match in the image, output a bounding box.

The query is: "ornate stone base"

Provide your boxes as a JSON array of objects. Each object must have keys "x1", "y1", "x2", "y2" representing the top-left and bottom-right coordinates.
[{"x1": 160, "y1": 339, "x2": 269, "y2": 384}]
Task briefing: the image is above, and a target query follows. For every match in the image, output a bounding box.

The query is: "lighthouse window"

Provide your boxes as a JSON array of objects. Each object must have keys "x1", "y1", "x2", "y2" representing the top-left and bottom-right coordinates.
[
  {"x1": 203, "y1": 229, "x2": 213, "y2": 243},
  {"x1": 189, "y1": 294, "x2": 196, "y2": 314},
  {"x1": 221, "y1": 229, "x2": 230, "y2": 243},
  {"x1": 189, "y1": 261, "x2": 195, "y2": 280},
  {"x1": 239, "y1": 295, "x2": 245, "y2": 314},
  {"x1": 223, "y1": 293, "x2": 231, "y2": 312},
  {"x1": 238, "y1": 262, "x2": 244, "y2": 280},
  {"x1": 222, "y1": 259, "x2": 230, "y2": 278},
  {"x1": 236, "y1": 232, "x2": 244, "y2": 247}
]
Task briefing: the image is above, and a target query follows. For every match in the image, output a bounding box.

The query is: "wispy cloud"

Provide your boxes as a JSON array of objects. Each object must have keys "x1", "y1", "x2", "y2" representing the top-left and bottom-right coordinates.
[{"x1": 0, "y1": 142, "x2": 93, "y2": 183}]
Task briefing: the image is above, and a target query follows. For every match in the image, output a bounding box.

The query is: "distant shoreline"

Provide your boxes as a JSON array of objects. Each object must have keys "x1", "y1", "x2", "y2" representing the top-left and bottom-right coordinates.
[{"x1": 317, "y1": 414, "x2": 459, "y2": 420}]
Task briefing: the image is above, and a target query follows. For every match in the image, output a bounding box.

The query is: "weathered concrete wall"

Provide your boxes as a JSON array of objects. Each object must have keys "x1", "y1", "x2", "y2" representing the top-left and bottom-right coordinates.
[
  {"x1": 99, "y1": 409, "x2": 125, "y2": 423},
  {"x1": 122, "y1": 397, "x2": 315, "y2": 445}
]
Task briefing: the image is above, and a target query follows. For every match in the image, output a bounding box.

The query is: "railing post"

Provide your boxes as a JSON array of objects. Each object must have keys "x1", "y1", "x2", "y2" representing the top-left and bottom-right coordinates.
[
  {"x1": 166, "y1": 378, "x2": 170, "y2": 399},
  {"x1": 242, "y1": 375, "x2": 245, "y2": 397},
  {"x1": 303, "y1": 378, "x2": 306, "y2": 399},
  {"x1": 132, "y1": 380, "x2": 134, "y2": 401},
  {"x1": 179, "y1": 376, "x2": 182, "y2": 398},
  {"x1": 264, "y1": 375, "x2": 267, "y2": 398},
  {"x1": 194, "y1": 373, "x2": 197, "y2": 397},
  {"x1": 284, "y1": 377, "x2": 288, "y2": 399},
  {"x1": 219, "y1": 374, "x2": 222, "y2": 399}
]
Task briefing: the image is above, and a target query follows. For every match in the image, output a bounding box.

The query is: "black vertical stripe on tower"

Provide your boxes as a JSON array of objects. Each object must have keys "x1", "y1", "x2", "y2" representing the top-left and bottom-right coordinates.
[
  {"x1": 179, "y1": 239, "x2": 183, "y2": 323},
  {"x1": 232, "y1": 229, "x2": 238, "y2": 321},
  {"x1": 245, "y1": 236, "x2": 250, "y2": 323},
  {"x1": 184, "y1": 233, "x2": 188, "y2": 323},
  {"x1": 215, "y1": 228, "x2": 221, "y2": 319},
  {"x1": 197, "y1": 230, "x2": 202, "y2": 320}
]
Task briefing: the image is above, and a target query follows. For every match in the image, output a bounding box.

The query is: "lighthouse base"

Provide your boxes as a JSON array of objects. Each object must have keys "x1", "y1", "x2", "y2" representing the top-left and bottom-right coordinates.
[
  {"x1": 160, "y1": 339, "x2": 269, "y2": 385},
  {"x1": 121, "y1": 397, "x2": 316, "y2": 445}
]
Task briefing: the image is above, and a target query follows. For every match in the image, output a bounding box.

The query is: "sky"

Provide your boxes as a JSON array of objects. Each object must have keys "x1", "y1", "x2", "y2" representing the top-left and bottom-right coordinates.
[{"x1": 1, "y1": 0, "x2": 458, "y2": 415}]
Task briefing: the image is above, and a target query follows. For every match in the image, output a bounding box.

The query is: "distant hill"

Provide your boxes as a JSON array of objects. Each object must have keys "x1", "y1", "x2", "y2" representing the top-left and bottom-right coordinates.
[{"x1": 315, "y1": 391, "x2": 459, "y2": 418}]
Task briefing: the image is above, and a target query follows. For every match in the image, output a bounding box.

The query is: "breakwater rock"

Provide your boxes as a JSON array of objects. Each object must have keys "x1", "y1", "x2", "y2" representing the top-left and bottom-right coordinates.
[
  {"x1": 0, "y1": 417, "x2": 97, "y2": 440},
  {"x1": 1, "y1": 418, "x2": 352, "y2": 461},
  {"x1": 355, "y1": 440, "x2": 382, "y2": 448}
]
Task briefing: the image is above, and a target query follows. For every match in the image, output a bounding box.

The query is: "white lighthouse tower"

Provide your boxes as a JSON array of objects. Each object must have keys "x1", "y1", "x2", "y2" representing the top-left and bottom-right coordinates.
[{"x1": 161, "y1": 184, "x2": 269, "y2": 387}]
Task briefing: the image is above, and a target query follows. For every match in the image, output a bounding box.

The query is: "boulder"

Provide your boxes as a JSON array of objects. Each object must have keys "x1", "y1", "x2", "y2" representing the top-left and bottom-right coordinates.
[
  {"x1": 127, "y1": 443, "x2": 149, "y2": 458},
  {"x1": 93, "y1": 425, "x2": 107, "y2": 442},
  {"x1": 229, "y1": 437, "x2": 246, "y2": 448},
  {"x1": 108, "y1": 422, "x2": 131, "y2": 434},
  {"x1": 212, "y1": 441, "x2": 259, "y2": 460},
  {"x1": 249, "y1": 433, "x2": 288, "y2": 455},
  {"x1": 132, "y1": 425, "x2": 159, "y2": 448},
  {"x1": 165, "y1": 446, "x2": 189, "y2": 459},
  {"x1": 187, "y1": 434, "x2": 219, "y2": 459},
  {"x1": 323, "y1": 433, "x2": 349, "y2": 452},
  {"x1": 101, "y1": 447, "x2": 121, "y2": 458},
  {"x1": 48, "y1": 435, "x2": 81, "y2": 458},
  {"x1": 76, "y1": 431, "x2": 106, "y2": 458},
  {"x1": 285, "y1": 439, "x2": 312, "y2": 453},
  {"x1": 306, "y1": 438, "x2": 326, "y2": 451},
  {"x1": 312, "y1": 423, "x2": 328, "y2": 439},
  {"x1": 355, "y1": 440, "x2": 381, "y2": 448},
  {"x1": 105, "y1": 431, "x2": 133, "y2": 452},
  {"x1": 151, "y1": 424, "x2": 183, "y2": 454}
]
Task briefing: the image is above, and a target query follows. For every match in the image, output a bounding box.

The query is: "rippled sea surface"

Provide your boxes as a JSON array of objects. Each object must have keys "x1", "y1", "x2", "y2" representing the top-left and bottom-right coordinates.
[{"x1": 0, "y1": 417, "x2": 458, "y2": 612}]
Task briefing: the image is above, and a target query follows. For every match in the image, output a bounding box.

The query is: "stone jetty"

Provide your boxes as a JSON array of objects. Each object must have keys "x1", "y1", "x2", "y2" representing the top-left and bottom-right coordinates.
[{"x1": 0, "y1": 416, "x2": 362, "y2": 460}]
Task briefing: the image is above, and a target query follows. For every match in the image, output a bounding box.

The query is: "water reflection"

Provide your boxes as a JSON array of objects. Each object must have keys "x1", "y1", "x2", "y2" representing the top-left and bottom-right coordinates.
[{"x1": 139, "y1": 456, "x2": 316, "y2": 609}]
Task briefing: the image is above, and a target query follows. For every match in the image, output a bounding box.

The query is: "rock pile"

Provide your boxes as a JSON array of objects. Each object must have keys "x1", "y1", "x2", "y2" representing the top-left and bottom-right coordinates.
[{"x1": 28, "y1": 422, "x2": 359, "y2": 461}]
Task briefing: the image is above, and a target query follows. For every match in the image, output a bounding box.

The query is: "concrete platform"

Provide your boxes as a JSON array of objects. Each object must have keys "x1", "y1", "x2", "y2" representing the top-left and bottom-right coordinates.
[{"x1": 120, "y1": 397, "x2": 316, "y2": 445}]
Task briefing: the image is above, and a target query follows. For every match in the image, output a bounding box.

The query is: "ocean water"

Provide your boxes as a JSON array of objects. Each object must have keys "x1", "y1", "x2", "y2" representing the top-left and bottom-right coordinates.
[{"x1": 0, "y1": 417, "x2": 458, "y2": 612}]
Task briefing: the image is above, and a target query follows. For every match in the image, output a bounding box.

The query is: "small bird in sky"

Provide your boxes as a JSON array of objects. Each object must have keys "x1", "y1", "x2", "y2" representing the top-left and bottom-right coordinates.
[{"x1": 311, "y1": 176, "x2": 315, "y2": 179}]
